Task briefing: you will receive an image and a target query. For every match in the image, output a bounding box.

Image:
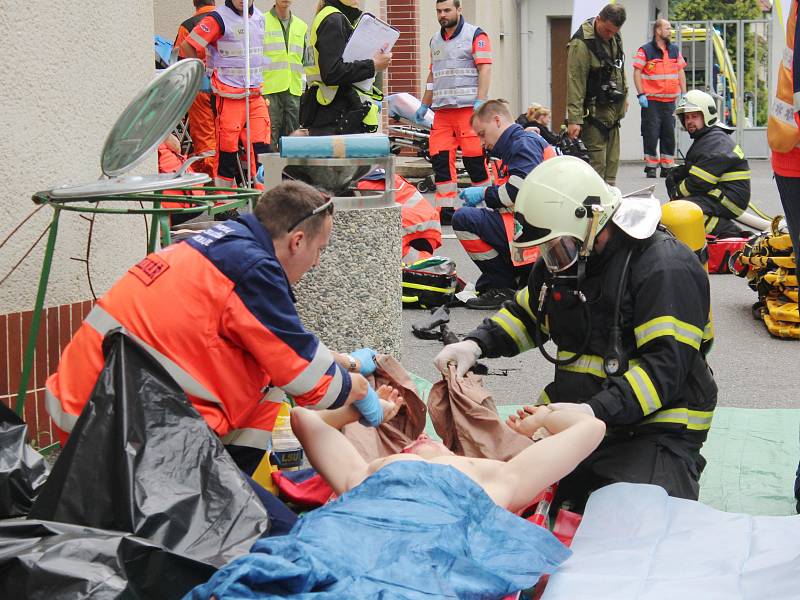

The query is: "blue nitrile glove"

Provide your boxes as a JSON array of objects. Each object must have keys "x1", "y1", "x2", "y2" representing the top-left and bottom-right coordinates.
[
  {"x1": 256, "y1": 164, "x2": 264, "y2": 184},
  {"x1": 355, "y1": 385, "x2": 384, "y2": 427},
  {"x1": 415, "y1": 103, "x2": 430, "y2": 125},
  {"x1": 351, "y1": 347, "x2": 377, "y2": 376},
  {"x1": 459, "y1": 186, "x2": 485, "y2": 207},
  {"x1": 637, "y1": 94, "x2": 649, "y2": 108},
  {"x1": 473, "y1": 99, "x2": 485, "y2": 111}
]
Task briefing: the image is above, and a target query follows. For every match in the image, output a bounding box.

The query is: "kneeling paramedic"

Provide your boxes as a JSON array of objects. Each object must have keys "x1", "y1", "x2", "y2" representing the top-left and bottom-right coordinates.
[
  {"x1": 666, "y1": 90, "x2": 751, "y2": 237},
  {"x1": 435, "y1": 155, "x2": 717, "y2": 512},
  {"x1": 181, "y1": 0, "x2": 272, "y2": 187},
  {"x1": 47, "y1": 181, "x2": 387, "y2": 487},
  {"x1": 453, "y1": 99, "x2": 556, "y2": 310}
]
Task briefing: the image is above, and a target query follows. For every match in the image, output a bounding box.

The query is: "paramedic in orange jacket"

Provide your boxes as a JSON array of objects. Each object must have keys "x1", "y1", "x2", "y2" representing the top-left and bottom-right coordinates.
[
  {"x1": 175, "y1": 0, "x2": 218, "y2": 178},
  {"x1": 181, "y1": 0, "x2": 271, "y2": 187},
  {"x1": 46, "y1": 181, "x2": 387, "y2": 475},
  {"x1": 356, "y1": 170, "x2": 442, "y2": 264},
  {"x1": 415, "y1": 0, "x2": 491, "y2": 213}
]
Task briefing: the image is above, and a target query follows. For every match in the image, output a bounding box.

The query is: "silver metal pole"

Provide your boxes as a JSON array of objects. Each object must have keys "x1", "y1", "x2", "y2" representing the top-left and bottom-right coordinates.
[{"x1": 244, "y1": 0, "x2": 253, "y2": 188}]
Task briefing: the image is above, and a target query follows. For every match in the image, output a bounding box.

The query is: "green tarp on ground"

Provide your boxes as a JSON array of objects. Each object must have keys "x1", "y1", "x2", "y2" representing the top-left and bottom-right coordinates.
[{"x1": 411, "y1": 373, "x2": 798, "y2": 517}]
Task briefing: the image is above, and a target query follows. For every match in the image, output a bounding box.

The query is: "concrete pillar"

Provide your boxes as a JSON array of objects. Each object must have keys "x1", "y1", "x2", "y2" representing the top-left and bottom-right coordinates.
[{"x1": 293, "y1": 199, "x2": 403, "y2": 358}]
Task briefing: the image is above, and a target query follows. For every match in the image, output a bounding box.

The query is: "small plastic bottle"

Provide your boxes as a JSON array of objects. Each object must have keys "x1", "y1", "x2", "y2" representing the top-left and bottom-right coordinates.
[{"x1": 271, "y1": 414, "x2": 304, "y2": 471}]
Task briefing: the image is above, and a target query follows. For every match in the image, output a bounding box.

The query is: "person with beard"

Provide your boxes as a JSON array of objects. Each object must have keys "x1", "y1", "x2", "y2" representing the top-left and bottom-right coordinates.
[
  {"x1": 414, "y1": 0, "x2": 492, "y2": 215},
  {"x1": 667, "y1": 90, "x2": 751, "y2": 237},
  {"x1": 633, "y1": 19, "x2": 687, "y2": 178},
  {"x1": 435, "y1": 155, "x2": 718, "y2": 513},
  {"x1": 301, "y1": 0, "x2": 392, "y2": 135}
]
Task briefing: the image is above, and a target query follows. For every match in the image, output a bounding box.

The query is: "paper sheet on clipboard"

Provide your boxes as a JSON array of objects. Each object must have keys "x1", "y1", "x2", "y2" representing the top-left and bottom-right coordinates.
[{"x1": 342, "y1": 12, "x2": 399, "y2": 92}]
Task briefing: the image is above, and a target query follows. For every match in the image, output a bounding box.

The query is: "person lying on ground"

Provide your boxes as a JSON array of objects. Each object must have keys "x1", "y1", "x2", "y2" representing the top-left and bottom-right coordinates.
[
  {"x1": 292, "y1": 387, "x2": 606, "y2": 513},
  {"x1": 186, "y1": 390, "x2": 606, "y2": 598}
]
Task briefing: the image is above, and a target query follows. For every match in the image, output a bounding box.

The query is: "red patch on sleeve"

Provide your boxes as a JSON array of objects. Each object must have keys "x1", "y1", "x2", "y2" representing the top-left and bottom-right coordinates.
[{"x1": 129, "y1": 255, "x2": 170, "y2": 286}]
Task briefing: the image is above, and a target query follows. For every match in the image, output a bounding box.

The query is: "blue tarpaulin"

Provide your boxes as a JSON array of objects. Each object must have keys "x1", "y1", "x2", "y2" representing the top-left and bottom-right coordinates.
[{"x1": 186, "y1": 461, "x2": 571, "y2": 599}]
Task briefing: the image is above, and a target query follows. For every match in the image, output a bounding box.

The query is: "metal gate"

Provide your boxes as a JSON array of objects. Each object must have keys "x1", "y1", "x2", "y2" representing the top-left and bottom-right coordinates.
[{"x1": 672, "y1": 19, "x2": 772, "y2": 159}]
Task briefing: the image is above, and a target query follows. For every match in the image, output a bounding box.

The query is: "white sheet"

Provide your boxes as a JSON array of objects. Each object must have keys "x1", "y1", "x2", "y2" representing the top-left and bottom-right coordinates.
[{"x1": 542, "y1": 483, "x2": 800, "y2": 600}]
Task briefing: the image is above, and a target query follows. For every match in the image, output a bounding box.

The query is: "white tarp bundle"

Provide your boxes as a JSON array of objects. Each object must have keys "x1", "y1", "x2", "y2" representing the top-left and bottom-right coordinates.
[{"x1": 542, "y1": 483, "x2": 800, "y2": 600}]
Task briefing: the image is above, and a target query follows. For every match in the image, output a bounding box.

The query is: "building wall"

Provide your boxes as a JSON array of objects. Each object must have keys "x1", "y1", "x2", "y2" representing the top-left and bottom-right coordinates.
[{"x1": 0, "y1": 0, "x2": 155, "y2": 436}]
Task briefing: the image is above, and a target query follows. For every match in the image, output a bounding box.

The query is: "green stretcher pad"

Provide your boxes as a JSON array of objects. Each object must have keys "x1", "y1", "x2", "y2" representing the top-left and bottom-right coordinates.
[{"x1": 411, "y1": 373, "x2": 798, "y2": 517}]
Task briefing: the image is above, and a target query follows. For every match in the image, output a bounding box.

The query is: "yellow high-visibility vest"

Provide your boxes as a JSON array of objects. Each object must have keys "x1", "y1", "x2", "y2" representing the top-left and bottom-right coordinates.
[{"x1": 262, "y1": 11, "x2": 307, "y2": 96}]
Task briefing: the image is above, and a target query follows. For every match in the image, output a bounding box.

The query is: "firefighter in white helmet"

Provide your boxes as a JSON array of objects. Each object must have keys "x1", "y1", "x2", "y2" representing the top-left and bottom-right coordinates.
[
  {"x1": 435, "y1": 155, "x2": 718, "y2": 512},
  {"x1": 666, "y1": 89, "x2": 751, "y2": 237}
]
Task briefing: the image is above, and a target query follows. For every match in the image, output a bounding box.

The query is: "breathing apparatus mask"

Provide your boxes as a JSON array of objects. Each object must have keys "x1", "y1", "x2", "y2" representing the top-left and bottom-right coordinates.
[{"x1": 512, "y1": 156, "x2": 662, "y2": 372}]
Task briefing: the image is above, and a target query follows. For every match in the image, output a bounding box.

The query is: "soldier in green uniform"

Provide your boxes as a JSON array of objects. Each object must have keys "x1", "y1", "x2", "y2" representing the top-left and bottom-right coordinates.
[{"x1": 566, "y1": 4, "x2": 628, "y2": 185}]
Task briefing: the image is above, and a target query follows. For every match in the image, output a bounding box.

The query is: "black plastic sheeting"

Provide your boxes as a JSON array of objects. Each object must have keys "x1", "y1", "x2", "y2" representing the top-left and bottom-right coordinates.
[
  {"x1": 28, "y1": 330, "x2": 269, "y2": 566},
  {"x1": 0, "y1": 519, "x2": 215, "y2": 600},
  {"x1": 0, "y1": 402, "x2": 48, "y2": 518}
]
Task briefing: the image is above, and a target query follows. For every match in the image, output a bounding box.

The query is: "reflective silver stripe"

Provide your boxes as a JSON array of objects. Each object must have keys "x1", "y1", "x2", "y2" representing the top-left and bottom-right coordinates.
[
  {"x1": 498, "y1": 183, "x2": 514, "y2": 207},
  {"x1": 289, "y1": 44, "x2": 304, "y2": 55},
  {"x1": 467, "y1": 249, "x2": 500, "y2": 261},
  {"x1": 641, "y1": 73, "x2": 680, "y2": 80},
  {"x1": 219, "y1": 66, "x2": 264, "y2": 77},
  {"x1": 212, "y1": 84, "x2": 259, "y2": 99},
  {"x1": 624, "y1": 365, "x2": 661, "y2": 416},
  {"x1": 45, "y1": 387, "x2": 80, "y2": 433},
  {"x1": 641, "y1": 408, "x2": 713, "y2": 431},
  {"x1": 634, "y1": 316, "x2": 703, "y2": 350},
  {"x1": 264, "y1": 42, "x2": 285, "y2": 52},
  {"x1": 290, "y1": 63, "x2": 304, "y2": 74},
  {"x1": 432, "y1": 67, "x2": 479, "y2": 78},
  {"x1": 189, "y1": 30, "x2": 209, "y2": 48},
  {"x1": 771, "y1": 97, "x2": 798, "y2": 126},
  {"x1": 222, "y1": 428, "x2": 272, "y2": 450},
  {"x1": 454, "y1": 230, "x2": 480, "y2": 241},
  {"x1": 281, "y1": 342, "x2": 336, "y2": 397},
  {"x1": 315, "y1": 365, "x2": 344, "y2": 410},
  {"x1": 474, "y1": 52, "x2": 492, "y2": 60},
  {"x1": 433, "y1": 87, "x2": 478, "y2": 99},
  {"x1": 264, "y1": 61, "x2": 290, "y2": 71},
  {"x1": 648, "y1": 92, "x2": 680, "y2": 99},
  {"x1": 402, "y1": 192, "x2": 424, "y2": 209},
  {"x1": 435, "y1": 182, "x2": 458, "y2": 194},
  {"x1": 262, "y1": 386, "x2": 286, "y2": 404},
  {"x1": 404, "y1": 220, "x2": 442, "y2": 235},
  {"x1": 85, "y1": 305, "x2": 223, "y2": 406},
  {"x1": 632, "y1": 58, "x2": 645, "y2": 67},
  {"x1": 784, "y1": 46, "x2": 793, "y2": 70}
]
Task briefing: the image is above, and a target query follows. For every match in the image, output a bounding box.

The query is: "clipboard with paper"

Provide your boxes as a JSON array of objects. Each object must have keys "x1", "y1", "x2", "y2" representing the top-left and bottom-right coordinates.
[{"x1": 342, "y1": 12, "x2": 400, "y2": 93}]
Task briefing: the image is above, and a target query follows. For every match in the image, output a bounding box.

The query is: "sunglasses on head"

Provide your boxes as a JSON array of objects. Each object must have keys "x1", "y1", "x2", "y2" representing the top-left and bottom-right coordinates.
[{"x1": 286, "y1": 193, "x2": 334, "y2": 233}]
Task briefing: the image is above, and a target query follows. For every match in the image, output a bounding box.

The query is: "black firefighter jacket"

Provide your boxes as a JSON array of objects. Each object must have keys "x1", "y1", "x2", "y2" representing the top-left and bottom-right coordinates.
[
  {"x1": 668, "y1": 125, "x2": 751, "y2": 220},
  {"x1": 466, "y1": 228, "x2": 718, "y2": 445}
]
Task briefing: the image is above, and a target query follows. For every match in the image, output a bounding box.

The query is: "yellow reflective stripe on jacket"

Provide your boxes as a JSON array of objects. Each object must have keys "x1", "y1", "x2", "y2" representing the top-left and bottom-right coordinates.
[
  {"x1": 513, "y1": 287, "x2": 549, "y2": 335},
  {"x1": 641, "y1": 408, "x2": 714, "y2": 431},
  {"x1": 491, "y1": 308, "x2": 534, "y2": 353},
  {"x1": 704, "y1": 216, "x2": 719, "y2": 234},
  {"x1": 719, "y1": 196, "x2": 745, "y2": 217},
  {"x1": 689, "y1": 165, "x2": 720, "y2": 184},
  {"x1": 557, "y1": 351, "x2": 606, "y2": 378},
  {"x1": 718, "y1": 170, "x2": 751, "y2": 182},
  {"x1": 679, "y1": 179, "x2": 690, "y2": 197},
  {"x1": 624, "y1": 365, "x2": 662, "y2": 416},
  {"x1": 402, "y1": 282, "x2": 456, "y2": 294},
  {"x1": 634, "y1": 316, "x2": 704, "y2": 351}
]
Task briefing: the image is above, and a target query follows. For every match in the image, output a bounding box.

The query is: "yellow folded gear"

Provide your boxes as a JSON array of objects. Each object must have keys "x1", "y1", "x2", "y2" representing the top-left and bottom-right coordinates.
[
  {"x1": 766, "y1": 234, "x2": 795, "y2": 252},
  {"x1": 763, "y1": 269, "x2": 799, "y2": 288},
  {"x1": 763, "y1": 314, "x2": 800, "y2": 339},
  {"x1": 784, "y1": 288, "x2": 799, "y2": 303},
  {"x1": 739, "y1": 254, "x2": 796, "y2": 270},
  {"x1": 766, "y1": 296, "x2": 800, "y2": 323}
]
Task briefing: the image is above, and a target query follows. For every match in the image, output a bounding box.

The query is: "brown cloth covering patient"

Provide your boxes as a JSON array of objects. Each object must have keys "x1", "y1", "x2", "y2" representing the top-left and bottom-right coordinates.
[
  {"x1": 428, "y1": 365, "x2": 533, "y2": 460},
  {"x1": 342, "y1": 355, "x2": 428, "y2": 461},
  {"x1": 343, "y1": 358, "x2": 531, "y2": 463}
]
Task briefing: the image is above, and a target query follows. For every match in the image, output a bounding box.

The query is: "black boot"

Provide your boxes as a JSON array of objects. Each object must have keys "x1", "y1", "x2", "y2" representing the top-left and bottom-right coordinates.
[
  {"x1": 644, "y1": 167, "x2": 657, "y2": 179},
  {"x1": 660, "y1": 167, "x2": 673, "y2": 178},
  {"x1": 465, "y1": 288, "x2": 515, "y2": 310}
]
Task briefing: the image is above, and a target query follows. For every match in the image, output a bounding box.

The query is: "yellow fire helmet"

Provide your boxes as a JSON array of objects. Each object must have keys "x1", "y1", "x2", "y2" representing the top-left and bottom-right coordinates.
[{"x1": 674, "y1": 89, "x2": 719, "y2": 128}]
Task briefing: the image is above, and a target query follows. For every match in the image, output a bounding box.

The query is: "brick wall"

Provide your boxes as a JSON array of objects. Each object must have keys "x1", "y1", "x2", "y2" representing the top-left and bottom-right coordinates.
[
  {"x1": 387, "y1": 0, "x2": 420, "y2": 96},
  {"x1": 1, "y1": 300, "x2": 94, "y2": 448}
]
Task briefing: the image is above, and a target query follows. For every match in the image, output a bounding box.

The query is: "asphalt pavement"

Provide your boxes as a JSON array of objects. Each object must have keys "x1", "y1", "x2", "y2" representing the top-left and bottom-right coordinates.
[{"x1": 400, "y1": 160, "x2": 800, "y2": 409}]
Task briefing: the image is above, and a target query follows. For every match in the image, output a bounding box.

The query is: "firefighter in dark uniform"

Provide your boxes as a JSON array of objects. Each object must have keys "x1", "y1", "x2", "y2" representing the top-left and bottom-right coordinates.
[
  {"x1": 435, "y1": 156, "x2": 718, "y2": 512},
  {"x1": 301, "y1": 0, "x2": 391, "y2": 135},
  {"x1": 566, "y1": 4, "x2": 628, "y2": 186},
  {"x1": 667, "y1": 90, "x2": 751, "y2": 237}
]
